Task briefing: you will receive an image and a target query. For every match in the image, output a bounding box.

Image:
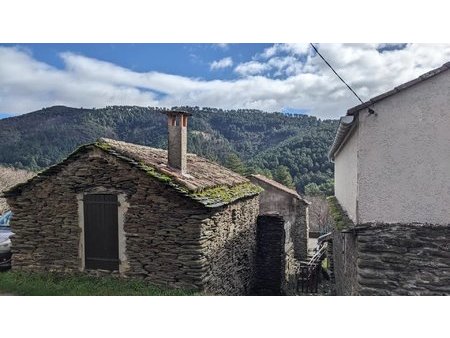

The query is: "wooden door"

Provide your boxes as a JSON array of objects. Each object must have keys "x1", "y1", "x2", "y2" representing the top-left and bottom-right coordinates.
[{"x1": 84, "y1": 194, "x2": 119, "y2": 270}]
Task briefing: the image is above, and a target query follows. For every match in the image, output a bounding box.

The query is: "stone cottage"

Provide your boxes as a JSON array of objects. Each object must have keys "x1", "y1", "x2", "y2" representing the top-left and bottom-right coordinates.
[
  {"x1": 328, "y1": 62, "x2": 450, "y2": 295},
  {"x1": 249, "y1": 174, "x2": 309, "y2": 295},
  {"x1": 4, "y1": 111, "x2": 262, "y2": 295}
]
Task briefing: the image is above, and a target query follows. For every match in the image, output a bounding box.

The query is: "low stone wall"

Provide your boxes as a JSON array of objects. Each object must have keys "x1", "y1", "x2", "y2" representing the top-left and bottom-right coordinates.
[
  {"x1": 356, "y1": 224, "x2": 450, "y2": 295},
  {"x1": 329, "y1": 197, "x2": 450, "y2": 295},
  {"x1": 332, "y1": 223, "x2": 450, "y2": 295}
]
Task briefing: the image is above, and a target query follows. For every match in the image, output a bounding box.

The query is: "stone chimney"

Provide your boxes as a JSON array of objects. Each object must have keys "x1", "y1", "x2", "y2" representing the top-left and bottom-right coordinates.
[{"x1": 165, "y1": 110, "x2": 191, "y2": 174}]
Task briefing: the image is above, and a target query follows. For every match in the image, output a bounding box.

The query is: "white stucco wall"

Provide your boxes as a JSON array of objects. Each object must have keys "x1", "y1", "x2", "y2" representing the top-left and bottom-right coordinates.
[
  {"x1": 356, "y1": 71, "x2": 450, "y2": 224},
  {"x1": 334, "y1": 125, "x2": 358, "y2": 223}
]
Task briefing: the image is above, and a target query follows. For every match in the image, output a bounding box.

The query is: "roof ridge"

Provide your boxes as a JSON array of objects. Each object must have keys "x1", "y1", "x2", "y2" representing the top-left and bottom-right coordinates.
[
  {"x1": 330, "y1": 61, "x2": 450, "y2": 161},
  {"x1": 347, "y1": 61, "x2": 450, "y2": 115},
  {"x1": 250, "y1": 174, "x2": 310, "y2": 205}
]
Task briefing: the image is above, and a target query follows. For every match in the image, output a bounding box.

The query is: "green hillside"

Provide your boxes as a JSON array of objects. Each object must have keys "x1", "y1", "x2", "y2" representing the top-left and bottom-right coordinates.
[{"x1": 0, "y1": 105, "x2": 338, "y2": 193}]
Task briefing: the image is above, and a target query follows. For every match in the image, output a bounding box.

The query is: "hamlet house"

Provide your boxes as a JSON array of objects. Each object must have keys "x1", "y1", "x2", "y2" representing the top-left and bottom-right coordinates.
[
  {"x1": 249, "y1": 174, "x2": 309, "y2": 261},
  {"x1": 249, "y1": 174, "x2": 310, "y2": 295},
  {"x1": 328, "y1": 62, "x2": 450, "y2": 295},
  {"x1": 4, "y1": 111, "x2": 262, "y2": 295}
]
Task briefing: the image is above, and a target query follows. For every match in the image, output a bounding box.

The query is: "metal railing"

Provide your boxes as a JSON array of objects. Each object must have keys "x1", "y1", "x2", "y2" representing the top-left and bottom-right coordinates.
[{"x1": 298, "y1": 242, "x2": 328, "y2": 293}]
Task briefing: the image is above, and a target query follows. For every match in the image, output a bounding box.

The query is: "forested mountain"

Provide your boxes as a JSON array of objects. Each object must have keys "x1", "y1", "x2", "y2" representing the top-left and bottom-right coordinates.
[{"x1": 0, "y1": 106, "x2": 338, "y2": 193}]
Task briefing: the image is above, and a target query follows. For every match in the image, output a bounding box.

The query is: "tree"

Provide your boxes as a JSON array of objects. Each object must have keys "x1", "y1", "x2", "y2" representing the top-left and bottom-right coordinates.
[
  {"x1": 318, "y1": 179, "x2": 334, "y2": 196},
  {"x1": 273, "y1": 165, "x2": 295, "y2": 189},
  {"x1": 306, "y1": 195, "x2": 332, "y2": 233},
  {"x1": 250, "y1": 167, "x2": 274, "y2": 179},
  {"x1": 259, "y1": 168, "x2": 274, "y2": 179},
  {"x1": 304, "y1": 182, "x2": 321, "y2": 196},
  {"x1": 224, "y1": 153, "x2": 246, "y2": 175},
  {"x1": 304, "y1": 179, "x2": 334, "y2": 196}
]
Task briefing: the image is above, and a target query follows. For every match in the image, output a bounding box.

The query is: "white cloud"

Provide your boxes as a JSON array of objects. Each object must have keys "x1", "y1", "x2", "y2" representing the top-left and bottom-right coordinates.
[
  {"x1": 214, "y1": 43, "x2": 229, "y2": 50},
  {"x1": 210, "y1": 57, "x2": 233, "y2": 70},
  {"x1": 261, "y1": 45, "x2": 278, "y2": 59},
  {"x1": 261, "y1": 43, "x2": 310, "y2": 59},
  {"x1": 1, "y1": 44, "x2": 450, "y2": 119},
  {"x1": 234, "y1": 61, "x2": 270, "y2": 76}
]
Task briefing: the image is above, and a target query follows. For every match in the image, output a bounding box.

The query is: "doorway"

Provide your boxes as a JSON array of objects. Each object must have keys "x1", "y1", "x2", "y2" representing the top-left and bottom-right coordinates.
[{"x1": 83, "y1": 194, "x2": 119, "y2": 270}]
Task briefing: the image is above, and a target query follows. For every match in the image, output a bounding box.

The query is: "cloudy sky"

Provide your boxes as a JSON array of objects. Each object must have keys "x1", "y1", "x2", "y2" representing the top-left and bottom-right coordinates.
[{"x1": 1, "y1": 43, "x2": 450, "y2": 119}]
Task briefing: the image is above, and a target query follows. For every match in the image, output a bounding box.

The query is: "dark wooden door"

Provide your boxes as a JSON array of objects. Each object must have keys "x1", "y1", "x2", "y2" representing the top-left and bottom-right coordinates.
[{"x1": 84, "y1": 194, "x2": 119, "y2": 270}]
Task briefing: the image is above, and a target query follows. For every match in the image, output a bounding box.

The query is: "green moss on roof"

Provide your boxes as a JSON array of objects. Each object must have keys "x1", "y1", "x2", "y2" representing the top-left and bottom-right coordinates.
[
  {"x1": 191, "y1": 182, "x2": 263, "y2": 207},
  {"x1": 95, "y1": 141, "x2": 112, "y2": 151},
  {"x1": 138, "y1": 162, "x2": 173, "y2": 184},
  {"x1": 327, "y1": 196, "x2": 355, "y2": 231}
]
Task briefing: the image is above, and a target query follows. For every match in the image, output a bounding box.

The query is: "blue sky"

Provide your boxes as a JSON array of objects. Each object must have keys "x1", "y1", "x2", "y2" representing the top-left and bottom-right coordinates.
[
  {"x1": 1, "y1": 43, "x2": 450, "y2": 119},
  {"x1": 1, "y1": 43, "x2": 271, "y2": 81}
]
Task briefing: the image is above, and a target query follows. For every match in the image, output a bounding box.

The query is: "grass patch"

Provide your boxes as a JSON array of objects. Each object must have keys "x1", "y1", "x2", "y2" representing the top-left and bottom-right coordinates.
[{"x1": 0, "y1": 271, "x2": 199, "y2": 296}]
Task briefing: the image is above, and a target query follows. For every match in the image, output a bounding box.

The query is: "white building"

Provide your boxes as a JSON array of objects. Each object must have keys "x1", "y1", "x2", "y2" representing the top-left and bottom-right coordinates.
[{"x1": 329, "y1": 62, "x2": 450, "y2": 225}]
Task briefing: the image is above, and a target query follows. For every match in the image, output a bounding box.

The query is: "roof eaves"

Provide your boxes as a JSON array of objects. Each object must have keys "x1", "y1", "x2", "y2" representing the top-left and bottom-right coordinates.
[{"x1": 327, "y1": 115, "x2": 355, "y2": 161}]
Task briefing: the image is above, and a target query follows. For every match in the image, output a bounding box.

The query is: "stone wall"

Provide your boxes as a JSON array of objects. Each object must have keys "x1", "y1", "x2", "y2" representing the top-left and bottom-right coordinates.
[
  {"x1": 201, "y1": 197, "x2": 259, "y2": 295},
  {"x1": 332, "y1": 223, "x2": 450, "y2": 295},
  {"x1": 291, "y1": 206, "x2": 309, "y2": 261},
  {"x1": 331, "y1": 228, "x2": 359, "y2": 295},
  {"x1": 356, "y1": 224, "x2": 450, "y2": 295},
  {"x1": 6, "y1": 146, "x2": 259, "y2": 295},
  {"x1": 284, "y1": 245, "x2": 300, "y2": 295},
  {"x1": 327, "y1": 239, "x2": 336, "y2": 295}
]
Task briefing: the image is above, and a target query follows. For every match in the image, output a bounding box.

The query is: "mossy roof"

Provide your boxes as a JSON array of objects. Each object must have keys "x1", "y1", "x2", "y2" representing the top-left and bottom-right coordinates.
[{"x1": 5, "y1": 138, "x2": 262, "y2": 208}]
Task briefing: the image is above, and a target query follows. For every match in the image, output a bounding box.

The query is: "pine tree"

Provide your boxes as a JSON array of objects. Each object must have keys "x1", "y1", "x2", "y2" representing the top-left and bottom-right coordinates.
[
  {"x1": 224, "y1": 153, "x2": 246, "y2": 175},
  {"x1": 273, "y1": 165, "x2": 295, "y2": 189},
  {"x1": 304, "y1": 182, "x2": 321, "y2": 196}
]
